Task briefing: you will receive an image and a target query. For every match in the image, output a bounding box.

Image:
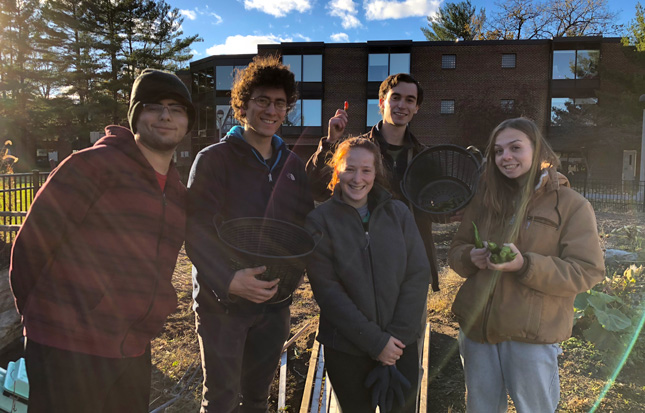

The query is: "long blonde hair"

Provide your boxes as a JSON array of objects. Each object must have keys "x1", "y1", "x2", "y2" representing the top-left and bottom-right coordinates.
[{"x1": 479, "y1": 117, "x2": 560, "y2": 242}]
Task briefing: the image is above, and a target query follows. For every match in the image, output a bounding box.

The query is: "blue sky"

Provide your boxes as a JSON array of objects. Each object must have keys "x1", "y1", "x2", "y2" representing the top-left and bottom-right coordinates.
[{"x1": 170, "y1": 0, "x2": 641, "y2": 61}]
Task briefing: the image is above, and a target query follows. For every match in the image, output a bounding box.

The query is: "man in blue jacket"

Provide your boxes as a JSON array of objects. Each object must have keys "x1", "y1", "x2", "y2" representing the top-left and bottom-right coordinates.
[{"x1": 186, "y1": 55, "x2": 314, "y2": 412}]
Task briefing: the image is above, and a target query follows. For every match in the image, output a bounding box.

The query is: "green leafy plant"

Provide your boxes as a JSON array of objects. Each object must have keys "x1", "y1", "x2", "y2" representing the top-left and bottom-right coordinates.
[{"x1": 574, "y1": 265, "x2": 645, "y2": 352}]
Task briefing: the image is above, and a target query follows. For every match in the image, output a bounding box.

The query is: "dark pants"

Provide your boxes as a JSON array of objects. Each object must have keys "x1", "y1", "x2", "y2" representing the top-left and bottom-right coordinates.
[
  {"x1": 325, "y1": 344, "x2": 419, "y2": 413},
  {"x1": 196, "y1": 305, "x2": 290, "y2": 413},
  {"x1": 25, "y1": 339, "x2": 151, "y2": 413}
]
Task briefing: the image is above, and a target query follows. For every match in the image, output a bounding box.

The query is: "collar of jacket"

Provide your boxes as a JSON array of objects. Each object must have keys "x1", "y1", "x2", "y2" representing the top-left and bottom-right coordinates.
[
  {"x1": 98, "y1": 125, "x2": 181, "y2": 185},
  {"x1": 331, "y1": 183, "x2": 393, "y2": 210},
  {"x1": 222, "y1": 125, "x2": 287, "y2": 168},
  {"x1": 370, "y1": 120, "x2": 424, "y2": 154},
  {"x1": 534, "y1": 167, "x2": 570, "y2": 196}
]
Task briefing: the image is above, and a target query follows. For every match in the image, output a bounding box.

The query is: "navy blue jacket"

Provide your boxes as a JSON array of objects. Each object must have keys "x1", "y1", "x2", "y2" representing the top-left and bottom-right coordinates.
[{"x1": 186, "y1": 126, "x2": 314, "y2": 313}]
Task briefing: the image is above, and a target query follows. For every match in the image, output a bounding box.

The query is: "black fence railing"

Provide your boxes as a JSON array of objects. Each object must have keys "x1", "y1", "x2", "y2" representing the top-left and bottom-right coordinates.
[
  {"x1": 569, "y1": 178, "x2": 645, "y2": 213},
  {"x1": 0, "y1": 171, "x2": 49, "y2": 245}
]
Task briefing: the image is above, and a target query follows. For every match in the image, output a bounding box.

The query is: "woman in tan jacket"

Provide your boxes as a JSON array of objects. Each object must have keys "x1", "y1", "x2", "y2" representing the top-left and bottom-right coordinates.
[{"x1": 448, "y1": 118, "x2": 604, "y2": 412}]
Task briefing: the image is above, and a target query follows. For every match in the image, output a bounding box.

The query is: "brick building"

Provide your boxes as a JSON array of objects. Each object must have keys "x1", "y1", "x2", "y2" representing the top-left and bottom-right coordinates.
[{"x1": 190, "y1": 37, "x2": 644, "y2": 181}]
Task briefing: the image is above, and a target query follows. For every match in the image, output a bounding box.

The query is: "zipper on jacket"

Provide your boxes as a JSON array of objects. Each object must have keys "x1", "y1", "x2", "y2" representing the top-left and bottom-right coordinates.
[
  {"x1": 526, "y1": 215, "x2": 559, "y2": 229},
  {"x1": 120, "y1": 190, "x2": 167, "y2": 357},
  {"x1": 365, "y1": 231, "x2": 381, "y2": 325}
]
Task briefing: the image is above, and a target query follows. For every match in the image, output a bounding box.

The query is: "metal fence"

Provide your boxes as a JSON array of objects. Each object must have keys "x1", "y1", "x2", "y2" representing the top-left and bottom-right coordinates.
[
  {"x1": 569, "y1": 178, "x2": 645, "y2": 213},
  {"x1": 0, "y1": 171, "x2": 49, "y2": 245}
]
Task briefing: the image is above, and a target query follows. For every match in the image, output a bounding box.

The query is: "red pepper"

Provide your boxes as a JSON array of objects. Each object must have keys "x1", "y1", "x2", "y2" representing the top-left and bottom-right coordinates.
[{"x1": 344, "y1": 101, "x2": 349, "y2": 111}]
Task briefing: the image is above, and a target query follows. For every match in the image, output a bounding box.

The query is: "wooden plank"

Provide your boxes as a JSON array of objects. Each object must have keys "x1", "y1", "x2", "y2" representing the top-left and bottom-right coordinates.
[
  {"x1": 418, "y1": 322, "x2": 431, "y2": 413},
  {"x1": 282, "y1": 320, "x2": 314, "y2": 353},
  {"x1": 326, "y1": 372, "x2": 341, "y2": 413},
  {"x1": 320, "y1": 368, "x2": 329, "y2": 413},
  {"x1": 299, "y1": 338, "x2": 320, "y2": 413},
  {"x1": 311, "y1": 345, "x2": 326, "y2": 413},
  {"x1": 278, "y1": 350, "x2": 288, "y2": 410}
]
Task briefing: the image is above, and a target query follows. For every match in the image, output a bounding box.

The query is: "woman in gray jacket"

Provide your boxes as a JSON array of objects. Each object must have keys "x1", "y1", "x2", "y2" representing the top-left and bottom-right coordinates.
[{"x1": 305, "y1": 137, "x2": 430, "y2": 412}]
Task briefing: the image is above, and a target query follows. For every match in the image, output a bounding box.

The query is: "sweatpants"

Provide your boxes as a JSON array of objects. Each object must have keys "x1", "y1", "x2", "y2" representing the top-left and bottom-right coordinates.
[
  {"x1": 324, "y1": 344, "x2": 419, "y2": 413},
  {"x1": 458, "y1": 330, "x2": 562, "y2": 413},
  {"x1": 25, "y1": 339, "x2": 151, "y2": 413},
  {"x1": 196, "y1": 305, "x2": 290, "y2": 413}
]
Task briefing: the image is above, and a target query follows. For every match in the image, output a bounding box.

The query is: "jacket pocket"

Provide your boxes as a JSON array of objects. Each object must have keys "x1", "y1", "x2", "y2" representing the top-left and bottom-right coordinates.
[{"x1": 524, "y1": 290, "x2": 544, "y2": 340}]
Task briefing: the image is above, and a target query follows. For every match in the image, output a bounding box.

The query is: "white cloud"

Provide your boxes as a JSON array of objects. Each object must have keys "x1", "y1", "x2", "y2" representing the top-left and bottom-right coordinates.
[
  {"x1": 208, "y1": 12, "x2": 223, "y2": 25},
  {"x1": 330, "y1": 32, "x2": 350, "y2": 42},
  {"x1": 327, "y1": 0, "x2": 363, "y2": 29},
  {"x1": 364, "y1": 0, "x2": 441, "y2": 20},
  {"x1": 294, "y1": 33, "x2": 312, "y2": 42},
  {"x1": 206, "y1": 34, "x2": 294, "y2": 55},
  {"x1": 180, "y1": 9, "x2": 197, "y2": 20},
  {"x1": 180, "y1": 8, "x2": 223, "y2": 24},
  {"x1": 191, "y1": 49, "x2": 202, "y2": 56},
  {"x1": 244, "y1": 0, "x2": 313, "y2": 17}
]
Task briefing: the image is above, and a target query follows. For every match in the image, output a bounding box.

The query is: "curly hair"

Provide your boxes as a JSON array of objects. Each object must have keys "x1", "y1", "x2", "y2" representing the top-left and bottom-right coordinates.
[
  {"x1": 230, "y1": 55, "x2": 298, "y2": 123},
  {"x1": 327, "y1": 137, "x2": 389, "y2": 194}
]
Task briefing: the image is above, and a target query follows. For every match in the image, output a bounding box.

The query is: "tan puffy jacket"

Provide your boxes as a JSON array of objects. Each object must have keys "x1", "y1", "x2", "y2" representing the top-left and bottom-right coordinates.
[{"x1": 449, "y1": 169, "x2": 605, "y2": 344}]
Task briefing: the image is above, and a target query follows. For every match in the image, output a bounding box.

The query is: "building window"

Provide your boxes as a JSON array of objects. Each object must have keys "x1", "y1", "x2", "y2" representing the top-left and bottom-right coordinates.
[
  {"x1": 501, "y1": 99, "x2": 514, "y2": 112},
  {"x1": 366, "y1": 99, "x2": 381, "y2": 127},
  {"x1": 216, "y1": 66, "x2": 234, "y2": 90},
  {"x1": 215, "y1": 105, "x2": 238, "y2": 134},
  {"x1": 283, "y1": 55, "x2": 323, "y2": 82},
  {"x1": 502, "y1": 54, "x2": 516, "y2": 68},
  {"x1": 551, "y1": 97, "x2": 598, "y2": 125},
  {"x1": 552, "y1": 50, "x2": 599, "y2": 80},
  {"x1": 440, "y1": 100, "x2": 455, "y2": 114},
  {"x1": 368, "y1": 53, "x2": 410, "y2": 82},
  {"x1": 286, "y1": 99, "x2": 322, "y2": 127},
  {"x1": 442, "y1": 54, "x2": 456, "y2": 69},
  {"x1": 192, "y1": 68, "x2": 214, "y2": 94}
]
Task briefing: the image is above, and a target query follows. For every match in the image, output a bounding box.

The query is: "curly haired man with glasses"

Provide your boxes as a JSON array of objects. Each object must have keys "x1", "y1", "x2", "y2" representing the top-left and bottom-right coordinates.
[{"x1": 186, "y1": 55, "x2": 314, "y2": 413}]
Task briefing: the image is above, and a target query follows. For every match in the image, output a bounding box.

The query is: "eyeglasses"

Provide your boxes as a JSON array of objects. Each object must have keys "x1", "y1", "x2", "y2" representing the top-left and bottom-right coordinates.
[
  {"x1": 249, "y1": 97, "x2": 289, "y2": 112},
  {"x1": 142, "y1": 103, "x2": 188, "y2": 117}
]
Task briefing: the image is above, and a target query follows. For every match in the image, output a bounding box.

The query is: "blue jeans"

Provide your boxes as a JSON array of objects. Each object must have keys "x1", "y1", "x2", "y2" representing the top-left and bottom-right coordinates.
[{"x1": 458, "y1": 330, "x2": 562, "y2": 413}]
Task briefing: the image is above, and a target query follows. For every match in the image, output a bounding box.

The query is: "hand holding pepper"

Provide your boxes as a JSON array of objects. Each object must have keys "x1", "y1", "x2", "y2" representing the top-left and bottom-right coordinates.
[
  {"x1": 327, "y1": 101, "x2": 349, "y2": 144},
  {"x1": 487, "y1": 243, "x2": 524, "y2": 272}
]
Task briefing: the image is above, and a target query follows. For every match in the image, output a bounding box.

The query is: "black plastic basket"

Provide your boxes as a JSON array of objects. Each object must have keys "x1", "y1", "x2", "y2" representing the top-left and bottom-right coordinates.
[
  {"x1": 215, "y1": 217, "x2": 320, "y2": 304},
  {"x1": 401, "y1": 144, "x2": 481, "y2": 223}
]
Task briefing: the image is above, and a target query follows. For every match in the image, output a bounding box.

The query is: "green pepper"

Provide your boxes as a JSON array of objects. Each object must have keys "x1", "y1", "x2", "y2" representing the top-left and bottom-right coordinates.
[
  {"x1": 508, "y1": 252, "x2": 517, "y2": 261},
  {"x1": 472, "y1": 222, "x2": 484, "y2": 249},
  {"x1": 490, "y1": 254, "x2": 502, "y2": 264},
  {"x1": 488, "y1": 241, "x2": 500, "y2": 254}
]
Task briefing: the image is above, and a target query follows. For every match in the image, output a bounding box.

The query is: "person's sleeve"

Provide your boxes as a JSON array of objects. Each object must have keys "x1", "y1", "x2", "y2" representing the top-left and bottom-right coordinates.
[
  {"x1": 386, "y1": 204, "x2": 430, "y2": 344},
  {"x1": 10, "y1": 155, "x2": 103, "y2": 314},
  {"x1": 447, "y1": 199, "x2": 481, "y2": 279},
  {"x1": 516, "y1": 200, "x2": 605, "y2": 297},
  {"x1": 305, "y1": 213, "x2": 390, "y2": 359},
  {"x1": 185, "y1": 150, "x2": 236, "y2": 302},
  {"x1": 305, "y1": 137, "x2": 336, "y2": 202},
  {"x1": 414, "y1": 211, "x2": 440, "y2": 291}
]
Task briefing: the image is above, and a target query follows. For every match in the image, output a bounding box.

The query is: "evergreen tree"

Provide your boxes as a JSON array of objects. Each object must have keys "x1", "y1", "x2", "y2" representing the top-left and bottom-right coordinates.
[{"x1": 421, "y1": 0, "x2": 486, "y2": 41}]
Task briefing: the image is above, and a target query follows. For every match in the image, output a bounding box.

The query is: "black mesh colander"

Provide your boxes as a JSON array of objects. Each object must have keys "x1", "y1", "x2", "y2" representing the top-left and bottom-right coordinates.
[
  {"x1": 215, "y1": 217, "x2": 319, "y2": 304},
  {"x1": 401, "y1": 144, "x2": 481, "y2": 223}
]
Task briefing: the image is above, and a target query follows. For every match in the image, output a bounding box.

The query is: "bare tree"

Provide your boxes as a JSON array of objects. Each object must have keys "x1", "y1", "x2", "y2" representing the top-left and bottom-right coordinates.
[
  {"x1": 486, "y1": 0, "x2": 621, "y2": 39},
  {"x1": 488, "y1": 0, "x2": 547, "y2": 39}
]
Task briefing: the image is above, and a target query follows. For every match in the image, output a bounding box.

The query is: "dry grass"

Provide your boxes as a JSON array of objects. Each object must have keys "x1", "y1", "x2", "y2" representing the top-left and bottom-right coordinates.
[{"x1": 150, "y1": 211, "x2": 645, "y2": 412}]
